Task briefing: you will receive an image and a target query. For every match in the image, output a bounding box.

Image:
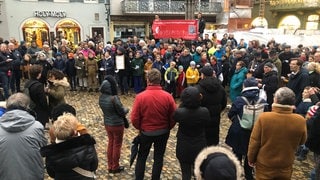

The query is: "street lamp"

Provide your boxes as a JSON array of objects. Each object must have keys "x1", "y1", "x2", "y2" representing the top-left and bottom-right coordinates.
[{"x1": 105, "y1": 0, "x2": 110, "y2": 30}]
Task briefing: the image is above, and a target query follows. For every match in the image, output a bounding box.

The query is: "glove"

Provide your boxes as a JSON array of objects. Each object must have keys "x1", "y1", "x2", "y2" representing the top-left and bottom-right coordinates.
[{"x1": 167, "y1": 80, "x2": 170, "y2": 84}]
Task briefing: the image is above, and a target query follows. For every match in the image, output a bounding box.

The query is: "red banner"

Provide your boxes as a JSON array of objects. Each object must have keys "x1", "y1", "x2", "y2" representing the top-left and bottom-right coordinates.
[{"x1": 152, "y1": 20, "x2": 198, "y2": 40}]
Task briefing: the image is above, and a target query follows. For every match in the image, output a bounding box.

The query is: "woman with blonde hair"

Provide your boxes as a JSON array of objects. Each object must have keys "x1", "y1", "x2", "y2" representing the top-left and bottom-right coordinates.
[
  {"x1": 307, "y1": 62, "x2": 320, "y2": 88},
  {"x1": 40, "y1": 113, "x2": 98, "y2": 180}
]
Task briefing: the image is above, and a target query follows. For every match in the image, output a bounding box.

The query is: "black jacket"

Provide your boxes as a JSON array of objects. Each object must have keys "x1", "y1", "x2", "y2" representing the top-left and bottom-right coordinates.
[
  {"x1": 24, "y1": 79, "x2": 49, "y2": 125},
  {"x1": 40, "y1": 134, "x2": 98, "y2": 180},
  {"x1": 287, "y1": 69, "x2": 310, "y2": 106},
  {"x1": 306, "y1": 108, "x2": 320, "y2": 154},
  {"x1": 262, "y1": 70, "x2": 278, "y2": 109}
]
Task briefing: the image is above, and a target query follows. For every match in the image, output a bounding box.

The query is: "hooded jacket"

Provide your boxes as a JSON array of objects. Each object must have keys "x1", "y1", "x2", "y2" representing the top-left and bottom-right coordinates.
[
  {"x1": 194, "y1": 146, "x2": 243, "y2": 180},
  {"x1": 99, "y1": 80, "x2": 128, "y2": 126},
  {"x1": 0, "y1": 109, "x2": 47, "y2": 180},
  {"x1": 48, "y1": 77, "x2": 70, "y2": 110},
  {"x1": 197, "y1": 77, "x2": 227, "y2": 127},
  {"x1": 230, "y1": 67, "x2": 248, "y2": 102}
]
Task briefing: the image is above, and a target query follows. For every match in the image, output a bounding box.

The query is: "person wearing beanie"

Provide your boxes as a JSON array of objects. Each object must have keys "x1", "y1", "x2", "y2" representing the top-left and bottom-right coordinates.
[
  {"x1": 35, "y1": 50, "x2": 52, "y2": 85},
  {"x1": 53, "y1": 52, "x2": 66, "y2": 73},
  {"x1": 194, "y1": 146, "x2": 243, "y2": 180},
  {"x1": 248, "y1": 87, "x2": 307, "y2": 179},
  {"x1": 226, "y1": 77, "x2": 267, "y2": 180},
  {"x1": 66, "y1": 52, "x2": 77, "y2": 91},
  {"x1": 173, "y1": 87, "x2": 210, "y2": 180},
  {"x1": 196, "y1": 63, "x2": 227, "y2": 146},
  {"x1": 75, "y1": 51, "x2": 88, "y2": 91},
  {"x1": 176, "y1": 65, "x2": 186, "y2": 98}
]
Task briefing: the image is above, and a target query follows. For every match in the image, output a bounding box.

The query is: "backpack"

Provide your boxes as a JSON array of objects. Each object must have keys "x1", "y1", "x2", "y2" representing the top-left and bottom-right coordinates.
[
  {"x1": 238, "y1": 96, "x2": 265, "y2": 130},
  {"x1": 23, "y1": 81, "x2": 38, "y2": 109}
]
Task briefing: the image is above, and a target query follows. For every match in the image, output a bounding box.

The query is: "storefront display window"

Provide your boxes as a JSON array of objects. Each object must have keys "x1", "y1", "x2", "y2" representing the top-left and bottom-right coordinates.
[
  {"x1": 56, "y1": 19, "x2": 81, "y2": 47},
  {"x1": 114, "y1": 25, "x2": 145, "y2": 41},
  {"x1": 22, "y1": 19, "x2": 49, "y2": 48}
]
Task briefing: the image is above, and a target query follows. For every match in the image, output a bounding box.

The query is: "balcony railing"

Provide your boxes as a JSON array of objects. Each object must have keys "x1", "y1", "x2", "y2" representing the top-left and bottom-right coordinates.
[
  {"x1": 121, "y1": 0, "x2": 223, "y2": 15},
  {"x1": 269, "y1": 0, "x2": 320, "y2": 10}
]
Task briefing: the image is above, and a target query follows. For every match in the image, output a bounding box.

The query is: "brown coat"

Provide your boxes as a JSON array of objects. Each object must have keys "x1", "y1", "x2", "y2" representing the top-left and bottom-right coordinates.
[{"x1": 247, "y1": 103, "x2": 307, "y2": 179}]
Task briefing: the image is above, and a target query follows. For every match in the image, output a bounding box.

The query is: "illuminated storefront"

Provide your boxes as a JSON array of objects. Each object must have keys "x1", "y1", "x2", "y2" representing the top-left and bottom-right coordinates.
[
  {"x1": 55, "y1": 19, "x2": 81, "y2": 47},
  {"x1": 22, "y1": 19, "x2": 49, "y2": 48}
]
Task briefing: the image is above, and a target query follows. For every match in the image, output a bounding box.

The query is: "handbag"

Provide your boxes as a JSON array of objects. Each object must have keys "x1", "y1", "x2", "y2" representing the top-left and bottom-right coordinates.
[
  {"x1": 111, "y1": 96, "x2": 129, "y2": 128},
  {"x1": 259, "y1": 86, "x2": 267, "y2": 101}
]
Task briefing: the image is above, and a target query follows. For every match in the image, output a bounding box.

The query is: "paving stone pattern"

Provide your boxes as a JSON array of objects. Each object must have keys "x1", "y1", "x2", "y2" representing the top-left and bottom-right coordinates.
[{"x1": 44, "y1": 91, "x2": 314, "y2": 180}]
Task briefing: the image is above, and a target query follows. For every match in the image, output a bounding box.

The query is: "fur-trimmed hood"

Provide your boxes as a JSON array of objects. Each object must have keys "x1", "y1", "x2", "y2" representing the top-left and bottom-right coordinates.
[
  {"x1": 194, "y1": 146, "x2": 244, "y2": 180},
  {"x1": 51, "y1": 77, "x2": 70, "y2": 87}
]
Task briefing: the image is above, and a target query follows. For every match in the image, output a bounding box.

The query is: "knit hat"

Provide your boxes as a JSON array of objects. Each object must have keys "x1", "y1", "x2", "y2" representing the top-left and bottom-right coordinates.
[
  {"x1": 307, "y1": 105, "x2": 319, "y2": 117},
  {"x1": 264, "y1": 62, "x2": 273, "y2": 68},
  {"x1": 243, "y1": 77, "x2": 258, "y2": 87},
  {"x1": 190, "y1": 61, "x2": 196, "y2": 66},
  {"x1": 194, "y1": 146, "x2": 243, "y2": 180},
  {"x1": 200, "y1": 66, "x2": 214, "y2": 77}
]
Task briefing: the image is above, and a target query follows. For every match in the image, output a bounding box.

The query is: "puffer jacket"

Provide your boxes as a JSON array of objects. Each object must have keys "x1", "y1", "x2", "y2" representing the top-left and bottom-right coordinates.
[
  {"x1": 40, "y1": 134, "x2": 98, "y2": 180},
  {"x1": 230, "y1": 67, "x2": 248, "y2": 102},
  {"x1": 99, "y1": 80, "x2": 128, "y2": 126}
]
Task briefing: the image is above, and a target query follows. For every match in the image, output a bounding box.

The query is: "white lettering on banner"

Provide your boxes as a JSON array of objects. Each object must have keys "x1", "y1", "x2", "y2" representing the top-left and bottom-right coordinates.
[{"x1": 34, "y1": 11, "x2": 66, "y2": 18}]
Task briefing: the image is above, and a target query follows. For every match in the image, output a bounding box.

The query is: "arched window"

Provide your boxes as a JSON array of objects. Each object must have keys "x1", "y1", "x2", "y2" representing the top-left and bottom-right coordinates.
[
  {"x1": 278, "y1": 15, "x2": 301, "y2": 30},
  {"x1": 306, "y1": 14, "x2": 319, "y2": 30},
  {"x1": 22, "y1": 19, "x2": 49, "y2": 48}
]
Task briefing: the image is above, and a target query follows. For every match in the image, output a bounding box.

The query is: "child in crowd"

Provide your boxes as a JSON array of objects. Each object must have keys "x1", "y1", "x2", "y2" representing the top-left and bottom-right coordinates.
[
  {"x1": 186, "y1": 61, "x2": 199, "y2": 86},
  {"x1": 65, "y1": 53, "x2": 77, "y2": 91},
  {"x1": 164, "y1": 61, "x2": 178, "y2": 98},
  {"x1": 176, "y1": 65, "x2": 186, "y2": 98}
]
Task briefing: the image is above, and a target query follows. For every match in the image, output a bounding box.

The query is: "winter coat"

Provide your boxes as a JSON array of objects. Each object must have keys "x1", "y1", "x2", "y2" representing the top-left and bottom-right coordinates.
[
  {"x1": 306, "y1": 108, "x2": 320, "y2": 154},
  {"x1": 47, "y1": 77, "x2": 70, "y2": 111},
  {"x1": 174, "y1": 106, "x2": 209, "y2": 163},
  {"x1": 262, "y1": 70, "x2": 278, "y2": 109},
  {"x1": 65, "y1": 59, "x2": 77, "y2": 77},
  {"x1": 309, "y1": 71, "x2": 320, "y2": 88},
  {"x1": 247, "y1": 104, "x2": 307, "y2": 176},
  {"x1": 99, "y1": 80, "x2": 128, "y2": 126},
  {"x1": 226, "y1": 86, "x2": 266, "y2": 155},
  {"x1": 99, "y1": 57, "x2": 114, "y2": 76},
  {"x1": 296, "y1": 98, "x2": 313, "y2": 117},
  {"x1": 0, "y1": 109, "x2": 47, "y2": 180},
  {"x1": 278, "y1": 51, "x2": 295, "y2": 77},
  {"x1": 186, "y1": 67, "x2": 199, "y2": 84},
  {"x1": 115, "y1": 54, "x2": 131, "y2": 77},
  {"x1": 40, "y1": 134, "x2": 98, "y2": 180},
  {"x1": 230, "y1": 67, "x2": 248, "y2": 102},
  {"x1": 75, "y1": 57, "x2": 87, "y2": 78},
  {"x1": 0, "y1": 51, "x2": 12, "y2": 73},
  {"x1": 287, "y1": 69, "x2": 310, "y2": 106},
  {"x1": 131, "y1": 57, "x2": 144, "y2": 76},
  {"x1": 152, "y1": 60, "x2": 163, "y2": 72},
  {"x1": 25, "y1": 79, "x2": 49, "y2": 125},
  {"x1": 164, "y1": 67, "x2": 178, "y2": 82},
  {"x1": 86, "y1": 58, "x2": 98, "y2": 75},
  {"x1": 178, "y1": 54, "x2": 192, "y2": 72},
  {"x1": 53, "y1": 59, "x2": 66, "y2": 73}
]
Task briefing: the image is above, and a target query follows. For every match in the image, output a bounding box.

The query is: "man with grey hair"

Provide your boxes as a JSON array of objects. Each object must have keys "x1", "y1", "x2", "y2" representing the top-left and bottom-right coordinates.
[
  {"x1": 0, "y1": 93, "x2": 47, "y2": 180},
  {"x1": 247, "y1": 87, "x2": 307, "y2": 179}
]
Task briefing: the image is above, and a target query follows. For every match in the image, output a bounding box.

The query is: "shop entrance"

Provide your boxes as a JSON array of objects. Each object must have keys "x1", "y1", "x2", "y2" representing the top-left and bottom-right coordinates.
[
  {"x1": 56, "y1": 19, "x2": 81, "y2": 47},
  {"x1": 22, "y1": 19, "x2": 49, "y2": 48}
]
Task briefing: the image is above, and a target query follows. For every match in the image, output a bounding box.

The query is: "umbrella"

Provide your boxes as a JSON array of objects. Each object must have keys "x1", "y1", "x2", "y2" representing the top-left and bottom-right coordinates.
[{"x1": 130, "y1": 135, "x2": 140, "y2": 167}]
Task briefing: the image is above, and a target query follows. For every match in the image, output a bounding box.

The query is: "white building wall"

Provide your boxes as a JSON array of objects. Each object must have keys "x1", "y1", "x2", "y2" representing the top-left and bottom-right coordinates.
[{"x1": 1, "y1": 0, "x2": 109, "y2": 42}]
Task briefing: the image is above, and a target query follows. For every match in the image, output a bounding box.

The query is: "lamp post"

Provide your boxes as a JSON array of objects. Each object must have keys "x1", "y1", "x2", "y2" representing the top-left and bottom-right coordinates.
[{"x1": 105, "y1": 0, "x2": 110, "y2": 31}]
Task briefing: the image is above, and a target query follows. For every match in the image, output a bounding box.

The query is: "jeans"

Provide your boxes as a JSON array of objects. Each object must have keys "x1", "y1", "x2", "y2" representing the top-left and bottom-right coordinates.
[
  {"x1": 105, "y1": 125, "x2": 124, "y2": 170},
  {"x1": 68, "y1": 75, "x2": 77, "y2": 90},
  {"x1": 135, "y1": 132, "x2": 170, "y2": 180},
  {"x1": 0, "y1": 71, "x2": 9, "y2": 99}
]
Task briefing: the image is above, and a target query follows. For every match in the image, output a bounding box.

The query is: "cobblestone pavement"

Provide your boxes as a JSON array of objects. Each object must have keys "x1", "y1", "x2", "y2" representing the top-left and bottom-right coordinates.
[{"x1": 45, "y1": 91, "x2": 314, "y2": 180}]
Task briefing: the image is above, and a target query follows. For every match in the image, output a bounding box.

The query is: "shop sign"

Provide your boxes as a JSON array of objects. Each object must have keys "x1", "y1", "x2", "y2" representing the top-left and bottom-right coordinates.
[{"x1": 34, "y1": 11, "x2": 66, "y2": 18}]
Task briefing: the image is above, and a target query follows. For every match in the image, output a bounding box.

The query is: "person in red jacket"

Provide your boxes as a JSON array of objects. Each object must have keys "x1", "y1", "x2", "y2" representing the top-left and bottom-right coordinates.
[{"x1": 131, "y1": 68, "x2": 177, "y2": 180}]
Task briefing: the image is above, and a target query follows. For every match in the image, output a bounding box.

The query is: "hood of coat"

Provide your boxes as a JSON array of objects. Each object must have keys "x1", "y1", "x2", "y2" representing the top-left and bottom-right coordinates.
[
  {"x1": 99, "y1": 80, "x2": 112, "y2": 95},
  {"x1": 51, "y1": 77, "x2": 70, "y2": 87},
  {"x1": 0, "y1": 110, "x2": 36, "y2": 132},
  {"x1": 198, "y1": 77, "x2": 221, "y2": 93},
  {"x1": 194, "y1": 146, "x2": 243, "y2": 180},
  {"x1": 241, "y1": 86, "x2": 259, "y2": 99}
]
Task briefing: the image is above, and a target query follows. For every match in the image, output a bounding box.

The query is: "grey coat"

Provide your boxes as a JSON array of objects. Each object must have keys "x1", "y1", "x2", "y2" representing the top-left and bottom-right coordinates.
[{"x1": 0, "y1": 109, "x2": 47, "y2": 180}]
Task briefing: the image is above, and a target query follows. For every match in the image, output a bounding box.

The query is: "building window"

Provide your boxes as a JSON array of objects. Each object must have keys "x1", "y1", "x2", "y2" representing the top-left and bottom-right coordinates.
[
  {"x1": 20, "y1": 0, "x2": 38, "y2": 1},
  {"x1": 84, "y1": 0, "x2": 98, "y2": 3},
  {"x1": 94, "y1": 13, "x2": 99, "y2": 21},
  {"x1": 306, "y1": 14, "x2": 319, "y2": 30}
]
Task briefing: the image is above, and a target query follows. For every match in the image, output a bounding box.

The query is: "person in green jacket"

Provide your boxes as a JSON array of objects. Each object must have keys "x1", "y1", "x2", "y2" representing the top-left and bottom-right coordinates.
[{"x1": 164, "y1": 61, "x2": 179, "y2": 98}]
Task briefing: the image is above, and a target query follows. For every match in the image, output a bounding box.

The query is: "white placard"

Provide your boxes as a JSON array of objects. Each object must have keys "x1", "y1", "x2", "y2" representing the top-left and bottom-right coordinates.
[{"x1": 116, "y1": 55, "x2": 125, "y2": 70}]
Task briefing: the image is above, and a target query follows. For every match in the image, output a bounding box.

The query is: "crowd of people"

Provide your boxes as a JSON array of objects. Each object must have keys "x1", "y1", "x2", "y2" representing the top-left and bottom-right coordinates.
[{"x1": 0, "y1": 30, "x2": 320, "y2": 180}]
